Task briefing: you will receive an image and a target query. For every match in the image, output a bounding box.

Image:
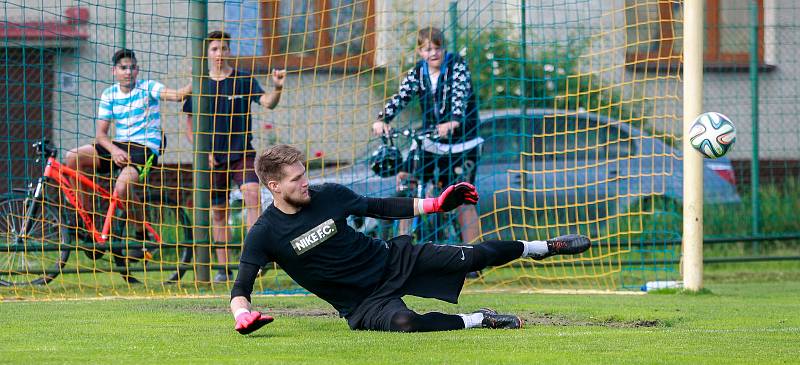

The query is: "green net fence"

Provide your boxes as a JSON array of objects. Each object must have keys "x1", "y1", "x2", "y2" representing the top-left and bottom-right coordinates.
[{"x1": 1, "y1": 0, "x2": 797, "y2": 299}]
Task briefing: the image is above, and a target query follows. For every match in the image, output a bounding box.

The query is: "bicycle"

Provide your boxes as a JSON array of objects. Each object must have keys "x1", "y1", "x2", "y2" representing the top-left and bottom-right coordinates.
[
  {"x1": 0, "y1": 140, "x2": 193, "y2": 286},
  {"x1": 374, "y1": 127, "x2": 479, "y2": 245}
]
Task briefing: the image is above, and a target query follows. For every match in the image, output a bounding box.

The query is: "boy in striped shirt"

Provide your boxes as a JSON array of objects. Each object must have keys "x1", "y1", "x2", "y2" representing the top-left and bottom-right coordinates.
[{"x1": 65, "y1": 49, "x2": 190, "y2": 257}]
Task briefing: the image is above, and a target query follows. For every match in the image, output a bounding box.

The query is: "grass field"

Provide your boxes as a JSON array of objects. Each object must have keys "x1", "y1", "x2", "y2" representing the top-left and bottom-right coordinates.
[
  {"x1": 2, "y1": 264, "x2": 799, "y2": 364},
  {"x1": 1, "y1": 182, "x2": 798, "y2": 364}
]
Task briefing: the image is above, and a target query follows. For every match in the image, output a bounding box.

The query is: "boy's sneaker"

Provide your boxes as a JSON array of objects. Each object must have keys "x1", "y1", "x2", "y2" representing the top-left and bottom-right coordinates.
[
  {"x1": 531, "y1": 234, "x2": 591, "y2": 260},
  {"x1": 474, "y1": 308, "x2": 523, "y2": 329},
  {"x1": 214, "y1": 270, "x2": 234, "y2": 283},
  {"x1": 111, "y1": 245, "x2": 150, "y2": 264}
]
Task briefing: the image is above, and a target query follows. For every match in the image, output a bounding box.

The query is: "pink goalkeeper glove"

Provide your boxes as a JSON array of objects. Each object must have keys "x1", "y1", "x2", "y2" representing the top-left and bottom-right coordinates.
[
  {"x1": 422, "y1": 182, "x2": 479, "y2": 214},
  {"x1": 235, "y1": 311, "x2": 274, "y2": 335}
]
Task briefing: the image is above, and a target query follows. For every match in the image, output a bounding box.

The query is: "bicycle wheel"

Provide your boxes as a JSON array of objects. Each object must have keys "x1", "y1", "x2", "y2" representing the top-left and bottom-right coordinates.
[
  {"x1": 0, "y1": 195, "x2": 71, "y2": 286},
  {"x1": 141, "y1": 192, "x2": 193, "y2": 283}
]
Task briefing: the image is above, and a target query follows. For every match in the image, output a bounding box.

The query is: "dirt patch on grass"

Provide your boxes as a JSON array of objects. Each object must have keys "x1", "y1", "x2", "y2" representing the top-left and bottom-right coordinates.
[
  {"x1": 178, "y1": 303, "x2": 338, "y2": 317},
  {"x1": 520, "y1": 313, "x2": 662, "y2": 328},
  {"x1": 266, "y1": 308, "x2": 339, "y2": 317},
  {"x1": 178, "y1": 303, "x2": 661, "y2": 326}
]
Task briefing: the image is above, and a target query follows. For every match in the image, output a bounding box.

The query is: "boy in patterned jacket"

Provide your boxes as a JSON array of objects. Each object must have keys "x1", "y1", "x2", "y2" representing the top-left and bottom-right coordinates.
[{"x1": 372, "y1": 27, "x2": 483, "y2": 245}]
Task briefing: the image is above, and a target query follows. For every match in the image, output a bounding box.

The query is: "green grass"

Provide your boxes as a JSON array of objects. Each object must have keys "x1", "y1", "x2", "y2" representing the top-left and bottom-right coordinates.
[{"x1": 2, "y1": 269, "x2": 799, "y2": 364}]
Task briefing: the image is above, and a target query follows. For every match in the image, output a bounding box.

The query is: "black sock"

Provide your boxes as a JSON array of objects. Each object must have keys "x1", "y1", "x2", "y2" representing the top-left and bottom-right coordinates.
[
  {"x1": 390, "y1": 311, "x2": 465, "y2": 332},
  {"x1": 468, "y1": 240, "x2": 524, "y2": 272}
]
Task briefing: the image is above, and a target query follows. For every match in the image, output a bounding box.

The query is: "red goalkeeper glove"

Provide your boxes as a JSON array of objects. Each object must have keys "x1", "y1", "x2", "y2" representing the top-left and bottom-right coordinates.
[
  {"x1": 235, "y1": 311, "x2": 274, "y2": 335},
  {"x1": 422, "y1": 182, "x2": 479, "y2": 214}
]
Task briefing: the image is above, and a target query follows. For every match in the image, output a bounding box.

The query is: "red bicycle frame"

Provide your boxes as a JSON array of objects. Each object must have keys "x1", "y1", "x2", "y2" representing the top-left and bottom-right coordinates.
[{"x1": 40, "y1": 155, "x2": 162, "y2": 246}]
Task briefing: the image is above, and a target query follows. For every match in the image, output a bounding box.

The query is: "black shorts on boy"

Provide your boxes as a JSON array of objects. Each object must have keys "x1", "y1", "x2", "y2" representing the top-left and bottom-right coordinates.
[
  {"x1": 94, "y1": 141, "x2": 158, "y2": 175},
  {"x1": 210, "y1": 152, "x2": 260, "y2": 206}
]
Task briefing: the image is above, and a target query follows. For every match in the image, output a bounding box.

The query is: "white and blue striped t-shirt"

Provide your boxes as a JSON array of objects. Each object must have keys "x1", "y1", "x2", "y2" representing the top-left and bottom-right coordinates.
[{"x1": 97, "y1": 79, "x2": 164, "y2": 155}]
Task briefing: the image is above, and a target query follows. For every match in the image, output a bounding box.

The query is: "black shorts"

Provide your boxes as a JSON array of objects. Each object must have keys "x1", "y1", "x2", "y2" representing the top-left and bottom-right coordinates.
[
  {"x1": 404, "y1": 147, "x2": 479, "y2": 188},
  {"x1": 94, "y1": 141, "x2": 158, "y2": 175},
  {"x1": 210, "y1": 152, "x2": 260, "y2": 206},
  {"x1": 346, "y1": 235, "x2": 477, "y2": 331}
]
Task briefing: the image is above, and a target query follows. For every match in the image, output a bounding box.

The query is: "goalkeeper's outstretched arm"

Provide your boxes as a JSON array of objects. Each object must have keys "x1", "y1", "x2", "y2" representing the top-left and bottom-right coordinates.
[
  {"x1": 364, "y1": 196, "x2": 416, "y2": 219},
  {"x1": 364, "y1": 182, "x2": 479, "y2": 219},
  {"x1": 230, "y1": 262, "x2": 273, "y2": 334},
  {"x1": 230, "y1": 261, "x2": 259, "y2": 309}
]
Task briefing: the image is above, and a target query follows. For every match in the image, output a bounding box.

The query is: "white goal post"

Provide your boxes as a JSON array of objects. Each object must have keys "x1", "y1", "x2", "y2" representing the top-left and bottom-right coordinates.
[{"x1": 683, "y1": 0, "x2": 705, "y2": 291}]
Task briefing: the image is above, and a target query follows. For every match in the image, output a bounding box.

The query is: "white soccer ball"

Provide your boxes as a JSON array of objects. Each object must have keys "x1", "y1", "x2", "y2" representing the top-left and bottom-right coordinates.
[{"x1": 688, "y1": 112, "x2": 736, "y2": 159}]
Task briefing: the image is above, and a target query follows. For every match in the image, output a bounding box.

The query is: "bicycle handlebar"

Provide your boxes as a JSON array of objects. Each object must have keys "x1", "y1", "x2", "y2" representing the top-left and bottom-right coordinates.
[
  {"x1": 31, "y1": 140, "x2": 57, "y2": 158},
  {"x1": 381, "y1": 127, "x2": 440, "y2": 144}
]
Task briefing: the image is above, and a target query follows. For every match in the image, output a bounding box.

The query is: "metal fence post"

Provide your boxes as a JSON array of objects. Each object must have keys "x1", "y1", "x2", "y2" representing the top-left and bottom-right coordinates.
[
  {"x1": 749, "y1": 0, "x2": 761, "y2": 253},
  {"x1": 190, "y1": 0, "x2": 211, "y2": 283},
  {"x1": 520, "y1": 0, "x2": 528, "y2": 115},
  {"x1": 116, "y1": 0, "x2": 126, "y2": 49},
  {"x1": 448, "y1": 1, "x2": 458, "y2": 55}
]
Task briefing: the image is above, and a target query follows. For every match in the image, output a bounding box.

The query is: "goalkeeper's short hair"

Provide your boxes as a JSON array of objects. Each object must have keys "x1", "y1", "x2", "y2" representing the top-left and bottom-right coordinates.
[{"x1": 255, "y1": 144, "x2": 306, "y2": 186}]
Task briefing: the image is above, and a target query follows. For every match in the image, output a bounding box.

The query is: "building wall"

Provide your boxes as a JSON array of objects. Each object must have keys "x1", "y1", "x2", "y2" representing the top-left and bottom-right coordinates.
[
  {"x1": 702, "y1": 0, "x2": 800, "y2": 160},
  {"x1": 3, "y1": 0, "x2": 798, "y2": 166},
  {"x1": 505, "y1": 0, "x2": 800, "y2": 161}
]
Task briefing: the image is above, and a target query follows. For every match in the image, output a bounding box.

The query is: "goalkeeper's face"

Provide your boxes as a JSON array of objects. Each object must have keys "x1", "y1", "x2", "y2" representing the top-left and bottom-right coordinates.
[{"x1": 276, "y1": 161, "x2": 311, "y2": 208}]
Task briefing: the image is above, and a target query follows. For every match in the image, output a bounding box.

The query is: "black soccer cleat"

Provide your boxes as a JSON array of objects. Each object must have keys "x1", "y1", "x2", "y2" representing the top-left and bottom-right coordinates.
[
  {"x1": 474, "y1": 308, "x2": 523, "y2": 329},
  {"x1": 532, "y1": 234, "x2": 591, "y2": 260}
]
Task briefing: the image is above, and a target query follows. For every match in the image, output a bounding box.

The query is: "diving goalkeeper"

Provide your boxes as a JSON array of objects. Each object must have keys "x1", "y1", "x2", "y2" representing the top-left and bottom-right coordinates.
[{"x1": 230, "y1": 145, "x2": 591, "y2": 334}]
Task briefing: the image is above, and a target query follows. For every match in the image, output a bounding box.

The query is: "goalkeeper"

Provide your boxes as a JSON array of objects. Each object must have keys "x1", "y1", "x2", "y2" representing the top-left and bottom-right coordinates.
[{"x1": 230, "y1": 145, "x2": 591, "y2": 334}]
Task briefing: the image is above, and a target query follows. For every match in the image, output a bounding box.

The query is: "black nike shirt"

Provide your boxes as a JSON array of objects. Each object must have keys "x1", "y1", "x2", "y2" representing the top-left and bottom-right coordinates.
[{"x1": 239, "y1": 183, "x2": 390, "y2": 317}]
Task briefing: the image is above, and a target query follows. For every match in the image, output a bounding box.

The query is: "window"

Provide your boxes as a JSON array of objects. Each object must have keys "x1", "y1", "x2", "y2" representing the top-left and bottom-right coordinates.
[
  {"x1": 224, "y1": 0, "x2": 375, "y2": 71},
  {"x1": 704, "y1": 0, "x2": 764, "y2": 64},
  {"x1": 625, "y1": 0, "x2": 765, "y2": 70}
]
